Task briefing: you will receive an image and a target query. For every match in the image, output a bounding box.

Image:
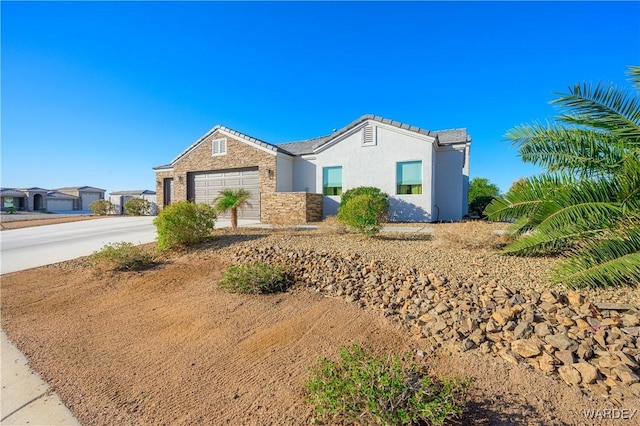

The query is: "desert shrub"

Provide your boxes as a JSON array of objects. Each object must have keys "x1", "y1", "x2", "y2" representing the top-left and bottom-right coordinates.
[
  {"x1": 90, "y1": 199, "x2": 114, "y2": 215},
  {"x1": 153, "y1": 201, "x2": 217, "y2": 251},
  {"x1": 306, "y1": 344, "x2": 470, "y2": 425},
  {"x1": 124, "y1": 198, "x2": 151, "y2": 216},
  {"x1": 337, "y1": 194, "x2": 388, "y2": 236},
  {"x1": 339, "y1": 186, "x2": 389, "y2": 216},
  {"x1": 6, "y1": 206, "x2": 17, "y2": 214},
  {"x1": 218, "y1": 262, "x2": 286, "y2": 294},
  {"x1": 89, "y1": 242, "x2": 154, "y2": 271}
]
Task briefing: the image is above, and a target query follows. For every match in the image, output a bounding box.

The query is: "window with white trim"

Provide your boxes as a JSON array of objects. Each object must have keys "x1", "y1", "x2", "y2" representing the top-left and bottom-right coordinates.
[
  {"x1": 323, "y1": 166, "x2": 343, "y2": 196},
  {"x1": 396, "y1": 161, "x2": 422, "y2": 194},
  {"x1": 212, "y1": 138, "x2": 227, "y2": 156}
]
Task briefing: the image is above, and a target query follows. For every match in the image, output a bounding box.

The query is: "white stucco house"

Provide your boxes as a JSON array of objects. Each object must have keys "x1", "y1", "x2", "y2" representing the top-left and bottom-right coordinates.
[
  {"x1": 109, "y1": 190, "x2": 157, "y2": 215},
  {"x1": 154, "y1": 114, "x2": 470, "y2": 223}
]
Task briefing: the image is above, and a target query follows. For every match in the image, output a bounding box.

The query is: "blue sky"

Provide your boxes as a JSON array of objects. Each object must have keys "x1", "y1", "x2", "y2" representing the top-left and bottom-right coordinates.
[{"x1": 2, "y1": 1, "x2": 639, "y2": 195}]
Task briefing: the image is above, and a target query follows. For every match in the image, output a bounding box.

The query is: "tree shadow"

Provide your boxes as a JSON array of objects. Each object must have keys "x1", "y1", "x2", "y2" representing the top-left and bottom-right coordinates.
[
  {"x1": 464, "y1": 396, "x2": 560, "y2": 426},
  {"x1": 388, "y1": 198, "x2": 431, "y2": 222}
]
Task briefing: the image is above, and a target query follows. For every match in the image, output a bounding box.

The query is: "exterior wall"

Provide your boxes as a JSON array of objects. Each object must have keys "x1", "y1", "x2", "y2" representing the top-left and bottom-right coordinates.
[
  {"x1": 80, "y1": 191, "x2": 103, "y2": 210},
  {"x1": 261, "y1": 192, "x2": 323, "y2": 224},
  {"x1": 275, "y1": 154, "x2": 294, "y2": 192},
  {"x1": 155, "y1": 130, "x2": 278, "y2": 212},
  {"x1": 314, "y1": 123, "x2": 435, "y2": 221},
  {"x1": 434, "y1": 147, "x2": 465, "y2": 221},
  {"x1": 291, "y1": 156, "x2": 316, "y2": 192}
]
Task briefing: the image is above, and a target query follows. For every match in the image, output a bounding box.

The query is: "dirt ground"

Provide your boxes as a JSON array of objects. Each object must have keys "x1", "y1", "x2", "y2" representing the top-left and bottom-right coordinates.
[{"x1": 3, "y1": 222, "x2": 638, "y2": 426}]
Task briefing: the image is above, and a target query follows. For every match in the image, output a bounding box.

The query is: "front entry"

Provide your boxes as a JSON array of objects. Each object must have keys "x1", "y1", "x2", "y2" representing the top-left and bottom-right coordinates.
[{"x1": 33, "y1": 194, "x2": 43, "y2": 211}]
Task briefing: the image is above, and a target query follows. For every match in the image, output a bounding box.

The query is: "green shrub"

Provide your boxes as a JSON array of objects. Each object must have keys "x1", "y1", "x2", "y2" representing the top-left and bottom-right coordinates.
[
  {"x1": 307, "y1": 345, "x2": 470, "y2": 426},
  {"x1": 218, "y1": 262, "x2": 286, "y2": 294},
  {"x1": 153, "y1": 201, "x2": 217, "y2": 251},
  {"x1": 124, "y1": 198, "x2": 151, "y2": 216},
  {"x1": 89, "y1": 199, "x2": 114, "y2": 215},
  {"x1": 6, "y1": 206, "x2": 17, "y2": 214},
  {"x1": 337, "y1": 194, "x2": 388, "y2": 236},
  {"x1": 339, "y1": 186, "x2": 389, "y2": 215},
  {"x1": 89, "y1": 242, "x2": 154, "y2": 271}
]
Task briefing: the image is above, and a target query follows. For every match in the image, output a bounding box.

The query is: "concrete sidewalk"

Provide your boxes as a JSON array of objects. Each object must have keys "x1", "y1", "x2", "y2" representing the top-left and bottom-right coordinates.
[{"x1": 1, "y1": 332, "x2": 80, "y2": 425}]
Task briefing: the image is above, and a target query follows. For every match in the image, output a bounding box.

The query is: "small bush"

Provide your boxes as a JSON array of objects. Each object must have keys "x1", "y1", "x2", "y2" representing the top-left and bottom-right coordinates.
[
  {"x1": 90, "y1": 199, "x2": 114, "y2": 215},
  {"x1": 307, "y1": 345, "x2": 470, "y2": 426},
  {"x1": 218, "y1": 262, "x2": 286, "y2": 294},
  {"x1": 153, "y1": 201, "x2": 217, "y2": 251},
  {"x1": 124, "y1": 198, "x2": 152, "y2": 216},
  {"x1": 339, "y1": 186, "x2": 389, "y2": 215},
  {"x1": 89, "y1": 242, "x2": 154, "y2": 271},
  {"x1": 6, "y1": 206, "x2": 17, "y2": 214},
  {"x1": 337, "y1": 194, "x2": 388, "y2": 236}
]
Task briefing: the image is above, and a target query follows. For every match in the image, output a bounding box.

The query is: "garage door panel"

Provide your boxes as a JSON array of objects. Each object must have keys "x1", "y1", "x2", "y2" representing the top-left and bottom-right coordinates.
[{"x1": 192, "y1": 168, "x2": 260, "y2": 219}]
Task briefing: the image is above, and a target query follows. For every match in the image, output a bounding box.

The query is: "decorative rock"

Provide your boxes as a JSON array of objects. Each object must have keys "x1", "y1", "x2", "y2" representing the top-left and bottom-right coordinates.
[
  {"x1": 499, "y1": 350, "x2": 519, "y2": 366},
  {"x1": 511, "y1": 339, "x2": 541, "y2": 358},
  {"x1": 513, "y1": 322, "x2": 533, "y2": 340},
  {"x1": 575, "y1": 318, "x2": 590, "y2": 330},
  {"x1": 461, "y1": 338, "x2": 476, "y2": 352},
  {"x1": 572, "y1": 362, "x2": 598, "y2": 384},
  {"x1": 556, "y1": 350, "x2": 576, "y2": 366},
  {"x1": 546, "y1": 334, "x2": 579, "y2": 352},
  {"x1": 491, "y1": 309, "x2": 512, "y2": 326},
  {"x1": 540, "y1": 290, "x2": 558, "y2": 304},
  {"x1": 576, "y1": 342, "x2": 594, "y2": 360},
  {"x1": 539, "y1": 301, "x2": 558, "y2": 314},
  {"x1": 534, "y1": 323, "x2": 552, "y2": 338},
  {"x1": 614, "y1": 369, "x2": 640, "y2": 385},
  {"x1": 558, "y1": 365, "x2": 582, "y2": 385},
  {"x1": 567, "y1": 291, "x2": 584, "y2": 307},
  {"x1": 434, "y1": 302, "x2": 450, "y2": 314},
  {"x1": 622, "y1": 314, "x2": 640, "y2": 327}
]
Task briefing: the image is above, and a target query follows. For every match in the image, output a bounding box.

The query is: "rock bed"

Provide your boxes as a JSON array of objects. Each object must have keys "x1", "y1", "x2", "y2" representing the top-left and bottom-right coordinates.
[{"x1": 232, "y1": 245, "x2": 640, "y2": 403}]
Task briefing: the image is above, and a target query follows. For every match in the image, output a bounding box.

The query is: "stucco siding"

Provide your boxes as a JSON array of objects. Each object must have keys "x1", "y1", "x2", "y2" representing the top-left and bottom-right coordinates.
[
  {"x1": 434, "y1": 147, "x2": 465, "y2": 221},
  {"x1": 315, "y1": 123, "x2": 435, "y2": 221},
  {"x1": 291, "y1": 157, "x2": 316, "y2": 192},
  {"x1": 275, "y1": 154, "x2": 293, "y2": 192}
]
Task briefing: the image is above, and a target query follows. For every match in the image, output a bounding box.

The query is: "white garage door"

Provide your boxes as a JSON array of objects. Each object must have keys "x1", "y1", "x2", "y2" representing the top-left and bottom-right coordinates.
[
  {"x1": 82, "y1": 193, "x2": 102, "y2": 210},
  {"x1": 47, "y1": 199, "x2": 74, "y2": 211},
  {"x1": 192, "y1": 168, "x2": 260, "y2": 219}
]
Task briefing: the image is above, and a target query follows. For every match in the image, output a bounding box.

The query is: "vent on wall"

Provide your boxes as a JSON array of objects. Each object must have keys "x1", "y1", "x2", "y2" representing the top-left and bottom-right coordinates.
[{"x1": 362, "y1": 125, "x2": 376, "y2": 146}]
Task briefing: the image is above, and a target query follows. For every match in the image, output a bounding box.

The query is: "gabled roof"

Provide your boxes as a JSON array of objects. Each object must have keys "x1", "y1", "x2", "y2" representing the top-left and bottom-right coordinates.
[
  {"x1": 110, "y1": 190, "x2": 156, "y2": 196},
  {"x1": 56, "y1": 186, "x2": 106, "y2": 192},
  {"x1": 0, "y1": 188, "x2": 27, "y2": 197},
  {"x1": 159, "y1": 125, "x2": 296, "y2": 169},
  {"x1": 277, "y1": 114, "x2": 470, "y2": 155},
  {"x1": 18, "y1": 187, "x2": 49, "y2": 192},
  {"x1": 47, "y1": 191, "x2": 79, "y2": 200}
]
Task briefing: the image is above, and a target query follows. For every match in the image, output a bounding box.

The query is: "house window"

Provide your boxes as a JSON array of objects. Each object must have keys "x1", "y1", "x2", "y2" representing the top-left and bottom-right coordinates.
[
  {"x1": 323, "y1": 166, "x2": 342, "y2": 196},
  {"x1": 212, "y1": 138, "x2": 227, "y2": 156},
  {"x1": 397, "y1": 161, "x2": 422, "y2": 194}
]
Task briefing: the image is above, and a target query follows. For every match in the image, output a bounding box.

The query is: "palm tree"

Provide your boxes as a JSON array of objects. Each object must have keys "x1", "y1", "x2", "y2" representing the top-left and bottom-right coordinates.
[
  {"x1": 485, "y1": 66, "x2": 640, "y2": 288},
  {"x1": 213, "y1": 188, "x2": 251, "y2": 231}
]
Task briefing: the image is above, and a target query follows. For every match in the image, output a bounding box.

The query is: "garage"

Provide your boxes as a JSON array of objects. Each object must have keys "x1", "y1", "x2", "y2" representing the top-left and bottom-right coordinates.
[
  {"x1": 46, "y1": 191, "x2": 78, "y2": 211},
  {"x1": 81, "y1": 192, "x2": 102, "y2": 211},
  {"x1": 190, "y1": 167, "x2": 260, "y2": 219}
]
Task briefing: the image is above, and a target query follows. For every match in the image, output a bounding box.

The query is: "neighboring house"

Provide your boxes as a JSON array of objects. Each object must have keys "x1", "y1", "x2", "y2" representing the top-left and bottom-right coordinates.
[
  {"x1": 1, "y1": 188, "x2": 28, "y2": 211},
  {"x1": 109, "y1": 190, "x2": 157, "y2": 215},
  {"x1": 0, "y1": 187, "x2": 48, "y2": 212},
  {"x1": 55, "y1": 186, "x2": 106, "y2": 211},
  {"x1": 154, "y1": 114, "x2": 470, "y2": 223},
  {"x1": 47, "y1": 191, "x2": 79, "y2": 211}
]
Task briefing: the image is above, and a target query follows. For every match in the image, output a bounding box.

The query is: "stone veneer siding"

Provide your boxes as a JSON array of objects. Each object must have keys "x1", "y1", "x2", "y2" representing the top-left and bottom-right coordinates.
[
  {"x1": 261, "y1": 192, "x2": 323, "y2": 224},
  {"x1": 155, "y1": 132, "x2": 279, "y2": 213}
]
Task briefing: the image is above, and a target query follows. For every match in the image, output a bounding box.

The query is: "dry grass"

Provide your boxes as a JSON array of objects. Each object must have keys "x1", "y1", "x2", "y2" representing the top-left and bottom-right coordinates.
[{"x1": 431, "y1": 220, "x2": 512, "y2": 250}]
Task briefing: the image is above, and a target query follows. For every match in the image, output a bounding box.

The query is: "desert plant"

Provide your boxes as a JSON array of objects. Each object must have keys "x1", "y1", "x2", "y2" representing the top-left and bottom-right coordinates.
[
  {"x1": 218, "y1": 262, "x2": 286, "y2": 294},
  {"x1": 89, "y1": 199, "x2": 114, "y2": 215},
  {"x1": 153, "y1": 201, "x2": 217, "y2": 251},
  {"x1": 339, "y1": 186, "x2": 389, "y2": 216},
  {"x1": 89, "y1": 241, "x2": 154, "y2": 271},
  {"x1": 468, "y1": 177, "x2": 500, "y2": 218},
  {"x1": 124, "y1": 197, "x2": 151, "y2": 216},
  {"x1": 337, "y1": 193, "x2": 388, "y2": 236},
  {"x1": 485, "y1": 67, "x2": 640, "y2": 288},
  {"x1": 6, "y1": 206, "x2": 17, "y2": 214},
  {"x1": 213, "y1": 188, "x2": 251, "y2": 230},
  {"x1": 306, "y1": 344, "x2": 470, "y2": 425}
]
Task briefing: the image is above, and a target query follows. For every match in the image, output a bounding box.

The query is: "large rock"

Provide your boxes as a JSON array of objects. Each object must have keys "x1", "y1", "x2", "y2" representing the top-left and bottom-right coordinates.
[
  {"x1": 511, "y1": 339, "x2": 541, "y2": 358},
  {"x1": 572, "y1": 362, "x2": 598, "y2": 384},
  {"x1": 558, "y1": 365, "x2": 582, "y2": 385},
  {"x1": 546, "y1": 334, "x2": 579, "y2": 351}
]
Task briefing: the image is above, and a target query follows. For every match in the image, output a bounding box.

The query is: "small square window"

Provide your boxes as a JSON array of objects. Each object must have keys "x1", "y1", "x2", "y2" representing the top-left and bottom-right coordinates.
[
  {"x1": 397, "y1": 161, "x2": 422, "y2": 195},
  {"x1": 323, "y1": 166, "x2": 342, "y2": 196},
  {"x1": 212, "y1": 138, "x2": 227, "y2": 156}
]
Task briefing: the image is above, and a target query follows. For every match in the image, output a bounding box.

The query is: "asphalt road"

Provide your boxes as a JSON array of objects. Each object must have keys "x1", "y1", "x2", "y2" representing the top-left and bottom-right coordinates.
[{"x1": 0, "y1": 216, "x2": 157, "y2": 274}]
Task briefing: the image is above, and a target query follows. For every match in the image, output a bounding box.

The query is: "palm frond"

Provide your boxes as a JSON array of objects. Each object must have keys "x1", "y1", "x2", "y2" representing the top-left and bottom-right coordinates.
[
  {"x1": 553, "y1": 81, "x2": 640, "y2": 145},
  {"x1": 627, "y1": 65, "x2": 640, "y2": 91},
  {"x1": 551, "y1": 228, "x2": 640, "y2": 288},
  {"x1": 507, "y1": 123, "x2": 629, "y2": 176}
]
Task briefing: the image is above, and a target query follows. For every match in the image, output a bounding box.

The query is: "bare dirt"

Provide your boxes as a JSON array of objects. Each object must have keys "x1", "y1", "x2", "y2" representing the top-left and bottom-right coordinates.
[{"x1": 2, "y1": 220, "x2": 639, "y2": 425}]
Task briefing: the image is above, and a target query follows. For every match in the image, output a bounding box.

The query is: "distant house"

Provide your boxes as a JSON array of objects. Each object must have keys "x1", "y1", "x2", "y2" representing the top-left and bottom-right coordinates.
[
  {"x1": 154, "y1": 114, "x2": 470, "y2": 223},
  {"x1": 46, "y1": 191, "x2": 79, "y2": 211},
  {"x1": 109, "y1": 190, "x2": 157, "y2": 215},
  {"x1": 0, "y1": 186, "x2": 106, "y2": 212},
  {"x1": 55, "y1": 186, "x2": 106, "y2": 211}
]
